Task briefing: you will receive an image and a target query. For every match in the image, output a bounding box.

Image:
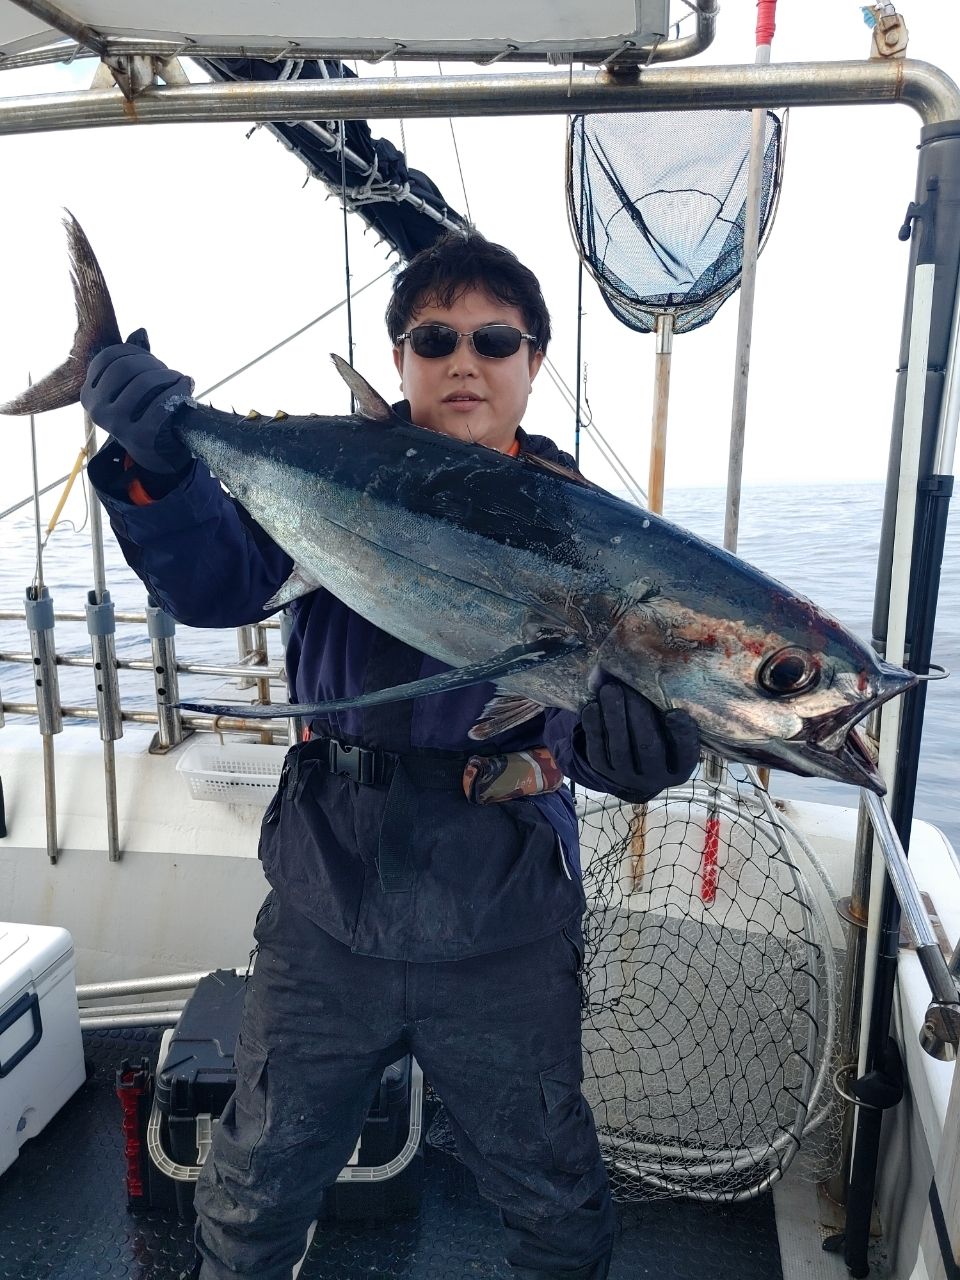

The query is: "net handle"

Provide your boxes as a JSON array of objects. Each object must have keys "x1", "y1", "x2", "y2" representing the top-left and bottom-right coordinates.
[{"x1": 756, "y1": 1, "x2": 778, "y2": 50}]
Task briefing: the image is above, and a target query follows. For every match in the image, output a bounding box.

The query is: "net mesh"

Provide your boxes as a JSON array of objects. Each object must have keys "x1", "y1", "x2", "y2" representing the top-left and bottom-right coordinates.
[
  {"x1": 567, "y1": 110, "x2": 784, "y2": 334},
  {"x1": 426, "y1": 769, "x2": 844, "y2": 1203},
  {"x1": 577, "y1": 769, "x2": 842, "y2": 1201}
]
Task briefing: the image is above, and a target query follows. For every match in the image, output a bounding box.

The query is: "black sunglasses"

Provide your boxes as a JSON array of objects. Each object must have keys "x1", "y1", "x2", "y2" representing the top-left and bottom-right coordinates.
[{"x1": 397, "y1": 323, "x2": 538, "y2": 360}]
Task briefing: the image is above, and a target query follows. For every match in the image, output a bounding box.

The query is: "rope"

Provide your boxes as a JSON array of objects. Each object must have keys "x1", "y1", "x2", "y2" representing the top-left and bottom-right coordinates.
[
  {"x1": 574, "y1": 258, "x2": 584, "y2": 467},
  {"x1": 1, "y1": 475, "x2": 69, "y2": 523},
  {"x1": 541, "y1": 357, "x2": 647, "y2": 506},
  {"x1": 437, "y1": 62, "x2": 473, "y2": 225},
  {"x1": 338, "y1": 65, "x2": 356, "y2": 411},
  {"x1": 392, "y1": 60, "x2": 407, "y2": 157},
  {"x1": 196, "y1": 269, "x2": 391, "y2": 400}
]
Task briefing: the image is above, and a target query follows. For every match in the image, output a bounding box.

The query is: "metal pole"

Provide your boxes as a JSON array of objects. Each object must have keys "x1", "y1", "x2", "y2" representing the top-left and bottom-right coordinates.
[
  {"x1": 842, "y1": 122, "x2": 960, "y2": 1278},
  {"x1": 2, "y1": 0, "x2": 107, "y2": 55},
  {"x1": 724, "y1": 102, "x2": 767, "y2": 553},
  {"x1": 863, "y1": 791, "x2": 960, "y2": 1010},
  {"x1": 27, "y1": 397, "x2": 61, "y2": 864},
  {"x1": 723, "y1": 5, "x2": 774, "y2": 554},
  {"x1": 83, "y1": 410, "x2": 121, "y2": 861},
  {"x1": 826, "y1": 800, "x2": 873, "y2": 1205},
  {"x1": 0, "y1": 63, "x2": 957, "y2": 137},
  {"x1": 146, "y1": 598, "x2": 183, "y2": 749},
  {"x1": 78, "y1": 971, "x2": 210, "y2": 1000},
  {"x1": 279, "y1": 608, "x2": 301, "y2": 747},
  {"x1": 858, "y1": 254, "x2": 935, "y2": 1082}
]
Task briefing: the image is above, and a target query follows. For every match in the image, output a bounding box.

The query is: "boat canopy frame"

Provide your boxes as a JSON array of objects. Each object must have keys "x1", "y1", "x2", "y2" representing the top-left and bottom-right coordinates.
[
  {"x1": 0, "y1": 59, "x2": 957, "y2": 135},
  {"x1": 0, "y1": 0, "x2": 715, "y2": 68}
]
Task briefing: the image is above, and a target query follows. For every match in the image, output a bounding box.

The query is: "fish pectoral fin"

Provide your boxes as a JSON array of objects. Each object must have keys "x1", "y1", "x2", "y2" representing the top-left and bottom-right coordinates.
[
  {"x1": 263, "y1": 564, "x2": 323, "y2": 610},
  {"x1": 330, "y1": 353, "x2": 394, "y2": 421},
  {"x1": 177, "y1": 636, "x2": 582, "y2": 721},
  {"x1": 469, "y1": 694, "x2": 545, "y2": 741}
]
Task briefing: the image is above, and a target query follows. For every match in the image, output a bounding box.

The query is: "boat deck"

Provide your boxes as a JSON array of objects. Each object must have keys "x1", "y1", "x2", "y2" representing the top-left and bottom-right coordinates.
[{"x1": 0, "y1": 1028, "x2": 787, "y2": 1280}]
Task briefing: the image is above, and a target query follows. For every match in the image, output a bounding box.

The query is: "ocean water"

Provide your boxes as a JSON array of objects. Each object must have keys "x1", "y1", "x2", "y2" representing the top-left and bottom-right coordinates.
[{"x1": 1, "y1": 481, "x2": 957, "y2": 851}]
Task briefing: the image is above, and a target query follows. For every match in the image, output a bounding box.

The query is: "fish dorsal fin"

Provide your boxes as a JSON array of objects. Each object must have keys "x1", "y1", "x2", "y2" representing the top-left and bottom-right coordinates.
[
  {"x1": 518, "y1": 449, "x2": 607, "y2": 494},
  {"x1": 468, "y1": 694, "x2": 545, "y2": 742},
  {"x1": 330, "y1": 353, "x2": 393, "y2": 421},
  {"x1": 263, "y1": 563, "x2": 323, "y2": 610}
]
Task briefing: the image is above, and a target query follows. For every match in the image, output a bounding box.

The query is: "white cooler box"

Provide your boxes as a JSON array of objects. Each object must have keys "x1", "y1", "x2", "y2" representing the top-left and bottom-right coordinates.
[{"x1": 0, "y1": 922, "x2": 86, "y2": 1177}]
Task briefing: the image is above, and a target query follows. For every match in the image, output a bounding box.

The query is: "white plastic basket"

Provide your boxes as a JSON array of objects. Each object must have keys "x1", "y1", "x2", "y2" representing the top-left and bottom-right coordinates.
[{"x1": 175, "y1": 741, "x2": 287, "y2": 805}]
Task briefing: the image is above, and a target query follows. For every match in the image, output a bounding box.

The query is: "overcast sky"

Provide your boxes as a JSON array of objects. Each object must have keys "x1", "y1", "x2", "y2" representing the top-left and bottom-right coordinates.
[{"x1": 0, "y1": 0, "x2": 958, "y2": 523}]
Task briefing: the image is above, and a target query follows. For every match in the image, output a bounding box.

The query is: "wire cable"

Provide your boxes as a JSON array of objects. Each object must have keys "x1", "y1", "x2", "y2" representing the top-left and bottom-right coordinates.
[{"x1": 196, "y1": 269, "x2": 392, "y2": 400}]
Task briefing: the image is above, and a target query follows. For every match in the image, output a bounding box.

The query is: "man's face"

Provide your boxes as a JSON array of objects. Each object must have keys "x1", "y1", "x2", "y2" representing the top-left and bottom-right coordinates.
[{"x1": 392, "y1": 286, "x2": 544, "y2": 452}]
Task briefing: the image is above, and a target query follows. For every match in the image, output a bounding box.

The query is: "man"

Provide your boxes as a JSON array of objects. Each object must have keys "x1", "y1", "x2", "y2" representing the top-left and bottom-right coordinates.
[{"x1": 83, "y1": 231, "x2": 699, "y2": 1280}]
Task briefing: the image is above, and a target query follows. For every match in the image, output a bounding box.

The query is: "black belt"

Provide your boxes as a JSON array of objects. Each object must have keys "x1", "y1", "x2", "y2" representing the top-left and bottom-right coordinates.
[
  {"x1": 297, "y1": 733, "x2": 469, "y2": 896},
  {"x1": 300, "y1": 732, "x2": 468, "y2": 790}
]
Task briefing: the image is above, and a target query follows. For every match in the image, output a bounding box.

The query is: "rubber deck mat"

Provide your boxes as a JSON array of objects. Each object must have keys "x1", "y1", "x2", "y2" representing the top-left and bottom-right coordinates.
[{"x1": 0, "y1": 1029, "x2": 785, "y2": 1280}]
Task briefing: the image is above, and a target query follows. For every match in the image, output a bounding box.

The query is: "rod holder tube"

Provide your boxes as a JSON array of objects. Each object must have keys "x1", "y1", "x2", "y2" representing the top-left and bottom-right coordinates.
[
  {"x1": 146, "y1": 599, "x2": 182, "y2": 748},
  {"x1": 24, "y1": 586, "x2": 62, "y2": 736},
  {"x1": 85, "y1": 589, "x2": 122, "y2": 742},
  {"x1": 41, "y1": 733, "x2": 58, "y2": 864},
  {"x1": 235, "y1": 624, "x2": 261, "y2": 691}
]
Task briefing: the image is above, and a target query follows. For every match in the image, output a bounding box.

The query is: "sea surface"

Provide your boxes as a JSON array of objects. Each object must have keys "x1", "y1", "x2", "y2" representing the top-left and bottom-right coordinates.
[{"x1": 1, "y1": 481, "x2": 957, "y2": 852}]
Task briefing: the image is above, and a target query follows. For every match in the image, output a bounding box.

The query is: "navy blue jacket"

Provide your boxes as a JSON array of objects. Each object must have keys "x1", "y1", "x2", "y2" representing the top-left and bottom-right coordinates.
[{"x1": 89, "y1": 421, "x2": 619, "y2": 959}]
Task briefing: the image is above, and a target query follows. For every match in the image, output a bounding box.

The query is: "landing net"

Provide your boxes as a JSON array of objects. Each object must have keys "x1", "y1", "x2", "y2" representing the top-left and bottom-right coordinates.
[
  {"x1": 576, "y1": 768, "x2": 841, "y2": 1202},
  {"x1": 567, "y1": 109, "x2": 784, "y2": 334}
]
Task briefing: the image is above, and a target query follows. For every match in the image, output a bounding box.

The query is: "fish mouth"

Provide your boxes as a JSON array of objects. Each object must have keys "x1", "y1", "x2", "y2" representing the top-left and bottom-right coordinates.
[
  {"x1": 793, "y1": 717, "x2": 887, "y2": 794},
  {"x1": 793, "y1": 661, "x2": 917, "y2": 794},
  {"x1": 706, "y1": 661, "x2": 918, "y2": 795}
]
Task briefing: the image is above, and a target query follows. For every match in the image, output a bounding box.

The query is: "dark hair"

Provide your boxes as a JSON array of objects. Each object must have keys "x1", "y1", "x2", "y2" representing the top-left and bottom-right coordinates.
[{"x1": 386, "y1": 231, "x2": 551, "y2": 354}]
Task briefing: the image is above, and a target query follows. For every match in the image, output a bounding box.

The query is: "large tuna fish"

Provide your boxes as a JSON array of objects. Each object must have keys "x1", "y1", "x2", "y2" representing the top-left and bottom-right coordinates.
[{"x1": 1, "y1": 214, "x2": 915, "y2": 793}]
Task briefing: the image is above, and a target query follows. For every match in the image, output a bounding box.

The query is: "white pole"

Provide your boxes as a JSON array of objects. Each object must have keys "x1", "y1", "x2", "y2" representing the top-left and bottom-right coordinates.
[
  {"x1": 723, "y1": 19, "x2": 773, "y2": 554},
  {"x1": 855, "y1": 261, "x2": 935, "y2": 1081}
]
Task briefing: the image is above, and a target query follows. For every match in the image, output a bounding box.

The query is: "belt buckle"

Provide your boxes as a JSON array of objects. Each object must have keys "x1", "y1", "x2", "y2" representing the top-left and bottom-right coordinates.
[{"x1": 328, "y1": 739, "x2": 364, "y2": 783}]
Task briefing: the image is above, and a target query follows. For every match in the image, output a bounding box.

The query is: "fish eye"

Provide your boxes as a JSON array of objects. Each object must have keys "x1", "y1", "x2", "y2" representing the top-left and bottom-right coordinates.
[{"x1": 756, "y1": 647, "x2": 821, "y2": 697}]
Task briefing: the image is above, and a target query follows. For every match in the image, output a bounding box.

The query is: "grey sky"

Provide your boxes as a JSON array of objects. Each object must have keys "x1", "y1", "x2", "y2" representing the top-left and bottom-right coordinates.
[{"x1": 0, "y1": 1, "x2": 957, "y2": 524}]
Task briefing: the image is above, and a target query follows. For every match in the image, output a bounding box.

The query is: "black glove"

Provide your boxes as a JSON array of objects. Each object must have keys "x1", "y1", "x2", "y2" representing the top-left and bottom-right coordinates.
[
  {"x1": 81, "y1": 328, "x2": 194, "y2": 475},
  {"x1": 576, "y1": 677, "x2": 700, "y2": 803}
]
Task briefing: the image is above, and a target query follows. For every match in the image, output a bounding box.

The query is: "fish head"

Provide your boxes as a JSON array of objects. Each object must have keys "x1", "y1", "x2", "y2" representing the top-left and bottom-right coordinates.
[{"x1": 597, "y1": 590, "x2": 916, "y2": 794}]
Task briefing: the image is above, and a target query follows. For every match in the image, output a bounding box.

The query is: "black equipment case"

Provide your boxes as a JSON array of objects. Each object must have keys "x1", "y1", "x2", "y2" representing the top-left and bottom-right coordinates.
[{"x1": 116, "y1": 969, "x2": 423, "y2": 1222}]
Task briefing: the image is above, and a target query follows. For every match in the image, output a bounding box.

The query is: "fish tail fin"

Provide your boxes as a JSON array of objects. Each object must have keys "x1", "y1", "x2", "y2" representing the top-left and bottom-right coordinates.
[{"x1": 0, "y1": 211, "x2": 122, "y2": 416}]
